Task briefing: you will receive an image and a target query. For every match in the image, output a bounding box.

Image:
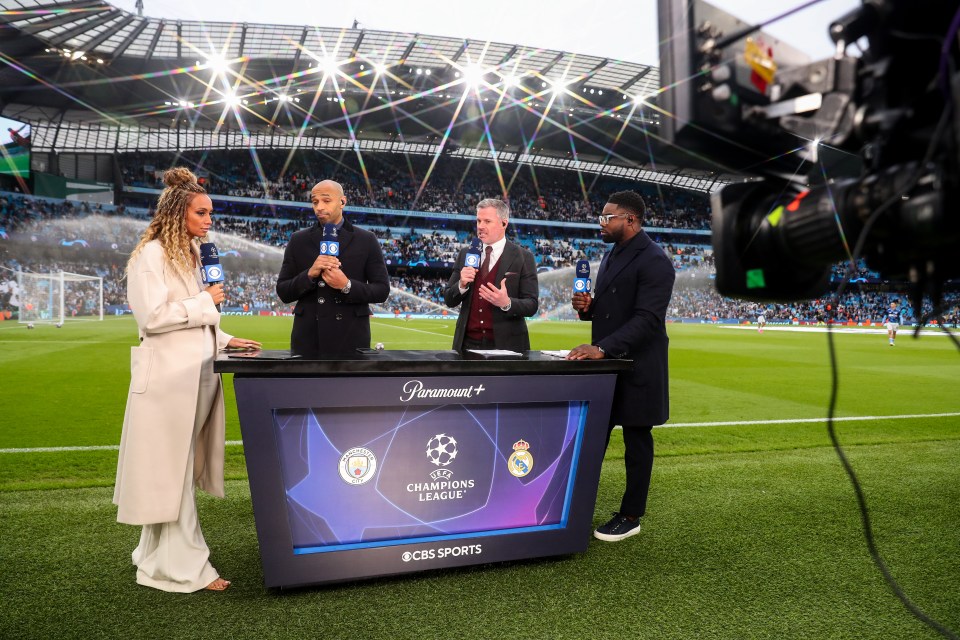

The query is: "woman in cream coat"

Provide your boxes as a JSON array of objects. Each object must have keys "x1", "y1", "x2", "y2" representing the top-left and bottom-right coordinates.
[{"x1": 114, "y1": 167, "x2": 260, "y2": 593}]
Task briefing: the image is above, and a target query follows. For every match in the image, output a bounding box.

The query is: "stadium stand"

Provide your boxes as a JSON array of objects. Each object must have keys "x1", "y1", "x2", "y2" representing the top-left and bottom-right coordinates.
[
  {"x1": 2, "y1": 187, "x2": 957, "y2": 326},
  {"x1": 117, "y1": 151, "x2": 713, "y2": 229}
]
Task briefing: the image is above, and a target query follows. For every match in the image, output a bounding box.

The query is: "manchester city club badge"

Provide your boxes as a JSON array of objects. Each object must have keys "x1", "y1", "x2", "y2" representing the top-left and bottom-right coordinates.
[
  {"x1": 338, "y1": 447, "x2": 378, "y2": 485},
  {"x1": 507, "y1": 439, "x2": 534, "y2": 478}
]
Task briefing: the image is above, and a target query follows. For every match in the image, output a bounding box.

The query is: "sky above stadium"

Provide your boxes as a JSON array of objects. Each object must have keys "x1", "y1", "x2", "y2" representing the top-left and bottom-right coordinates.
[{"x1": 108, "y1": 0, "x2": 859, "y2": 66}]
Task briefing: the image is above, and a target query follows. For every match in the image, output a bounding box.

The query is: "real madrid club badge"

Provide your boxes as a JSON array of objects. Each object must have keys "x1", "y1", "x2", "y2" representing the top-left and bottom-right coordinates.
[
  {"x1": 507, "y1": 439, "x2": 533, "y2": 478},
  {"x1": 339, "y1": 447, "x2": 377, "y2": 485}
]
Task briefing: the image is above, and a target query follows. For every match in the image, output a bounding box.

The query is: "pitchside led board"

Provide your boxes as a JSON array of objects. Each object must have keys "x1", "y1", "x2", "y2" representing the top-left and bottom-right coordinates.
[{"x1": 223, "y1": 352, "x2": 625, "y2": 589}]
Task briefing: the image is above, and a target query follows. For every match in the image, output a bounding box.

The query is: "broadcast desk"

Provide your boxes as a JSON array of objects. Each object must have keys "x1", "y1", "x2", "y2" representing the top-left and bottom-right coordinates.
[{"x1": 215, "y1": 350, "x2": 630, "y2": 589}]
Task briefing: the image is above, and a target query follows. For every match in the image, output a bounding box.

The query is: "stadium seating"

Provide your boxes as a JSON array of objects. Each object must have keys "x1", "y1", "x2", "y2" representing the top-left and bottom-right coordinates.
[{"x1": 2, "y1": 186, "x2": 957, "y2": 325}]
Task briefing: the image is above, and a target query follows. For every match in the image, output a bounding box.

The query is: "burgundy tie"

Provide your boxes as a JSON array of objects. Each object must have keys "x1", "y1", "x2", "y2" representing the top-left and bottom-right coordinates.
[{"x1": 479, "y1": 245, "x2": 493, "y2": 277}]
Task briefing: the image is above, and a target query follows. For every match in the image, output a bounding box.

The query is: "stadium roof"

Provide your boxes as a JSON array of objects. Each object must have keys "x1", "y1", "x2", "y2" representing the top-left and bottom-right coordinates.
[{"x1": 0, "y1": 0, "x2": 728, "y2": 191}]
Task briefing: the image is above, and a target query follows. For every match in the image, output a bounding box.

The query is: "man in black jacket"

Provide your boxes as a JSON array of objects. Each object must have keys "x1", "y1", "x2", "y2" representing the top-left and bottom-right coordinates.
[
  {"x1": 276, "y1": 180, "x2": 389, "y2": 357},
  {"x1": 443, "y1": 198, "x2": 539, "y2": 351},
  {"x1": 567, "y1": 190, "x2": 675, "y2": 541}
]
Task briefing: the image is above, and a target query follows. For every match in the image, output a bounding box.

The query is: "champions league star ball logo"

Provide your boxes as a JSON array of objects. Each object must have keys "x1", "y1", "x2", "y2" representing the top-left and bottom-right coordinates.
[
  {"x1": 426, "y1": 433, "x2": 458, "y2": 467},
  {"x1": 507, "y1": 439, "x2": 534, "y2": 478}
]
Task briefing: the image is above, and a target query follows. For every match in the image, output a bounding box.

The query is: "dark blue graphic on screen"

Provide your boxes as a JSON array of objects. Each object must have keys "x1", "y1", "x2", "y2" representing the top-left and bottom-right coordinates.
[{"x1": 273, "y1": 402, "x2": 585, "y2": 553}]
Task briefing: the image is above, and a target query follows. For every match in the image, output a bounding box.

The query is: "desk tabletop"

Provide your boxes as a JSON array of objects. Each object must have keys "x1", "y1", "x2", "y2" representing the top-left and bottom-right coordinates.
[{"x1": 214, "y1": 349, "x2": 632, "y2": 376}]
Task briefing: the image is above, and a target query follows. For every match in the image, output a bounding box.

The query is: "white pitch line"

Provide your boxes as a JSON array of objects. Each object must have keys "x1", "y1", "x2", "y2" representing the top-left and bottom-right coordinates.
[
  {"x1": 720, "y1": 324, "x2": 951, "y2": 337},
  {"x1": 370, "y1": 319, "x2": 452, "y2": 338},
  {"x1": 0, "y1": 440, "x2": 246, "y2": 454},
  {"x1": 5, "y1": 414, "x2": 959, "y2": 454},
  {"x1": 655, "y1": 412, "x2": 960, "y2": 429}
]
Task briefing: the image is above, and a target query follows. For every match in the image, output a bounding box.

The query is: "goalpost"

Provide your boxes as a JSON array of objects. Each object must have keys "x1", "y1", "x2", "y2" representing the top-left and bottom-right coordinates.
[{"x1": 17, "y1": 270, "x2": 104, "y2": 325}]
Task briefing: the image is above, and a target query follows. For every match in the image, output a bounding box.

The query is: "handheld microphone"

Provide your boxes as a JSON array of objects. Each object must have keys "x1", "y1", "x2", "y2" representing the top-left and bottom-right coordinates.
[
  {"x1": 320, "y1": 223, "x2": 340, "y2": 257},
  {"x1": 200, "y1": 242, "x2": 224, "y2": 310},
  {"x1": 574, "y1": 259, "x2": 591, "y2": 293},
  {"x1": 317, "y1": 223, "x2": 340, "y2": 287},
  {"x1": 465, "y1": 237, "x2": 482, "y2": 269},
  {"x1": 200, "y1": 242, "x2": 225, "y2": 285}
]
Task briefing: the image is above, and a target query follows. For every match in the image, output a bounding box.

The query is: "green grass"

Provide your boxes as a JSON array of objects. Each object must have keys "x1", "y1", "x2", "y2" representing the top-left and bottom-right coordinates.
[{"x1": 0, "y1": 318, "x2": 958, "y2": 639}]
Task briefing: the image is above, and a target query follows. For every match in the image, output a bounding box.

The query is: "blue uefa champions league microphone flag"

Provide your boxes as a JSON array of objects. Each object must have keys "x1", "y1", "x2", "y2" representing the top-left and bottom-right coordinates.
[
  {"x1": 320, "y1": 223, "x2": 340, "y2": 256},
  {"x1": 464, "y1": 237, "x2": 482, "y2": 269},
  {"x1": 574, "y1": 259, "x2": 591, "y2": 293},
  {"x1": 199, "y1": 242, "x2": 225, "y2": 284}
]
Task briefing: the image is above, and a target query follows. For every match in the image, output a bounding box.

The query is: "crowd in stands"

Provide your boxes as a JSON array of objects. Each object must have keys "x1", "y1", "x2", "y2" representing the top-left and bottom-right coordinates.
[
  {"x1": 3, "y1": 169, "x2": 958, "y2": 326},
  {"x1": 119, "y1": 150, "x2": 713, "y2": 229}
]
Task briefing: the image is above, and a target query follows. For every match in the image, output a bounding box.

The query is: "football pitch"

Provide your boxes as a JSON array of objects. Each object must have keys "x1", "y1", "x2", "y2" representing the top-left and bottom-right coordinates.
[{"x1": 1, "y1": 317, "x2": 958, "y2": 639}]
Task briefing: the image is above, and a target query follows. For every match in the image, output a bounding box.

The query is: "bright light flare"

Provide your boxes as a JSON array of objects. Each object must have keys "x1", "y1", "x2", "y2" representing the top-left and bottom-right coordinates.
[
  {"x1": 548, "y1": 78, "x2": 570, "y2": 95},
  {"x1": 317, "y1": 56, "x2": 339, "y2": 75},
  {"x1": 461, "y1": 64, "x2": 486, "y2": 88},
  {"x1": 502, "y1": 74, "x2": 522, "y2": 89},
  {"x1": 204, "y1": 54, "x2": 231, "y2": 75}
]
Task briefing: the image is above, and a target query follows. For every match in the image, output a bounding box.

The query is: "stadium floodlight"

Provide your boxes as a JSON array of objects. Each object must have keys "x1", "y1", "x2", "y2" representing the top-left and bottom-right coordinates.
[
  {"x1": 223, "y1": 92, "x2": 242, "y2": 107},
  {"x1": 461, "y1": 64, "x2": 486, "y2": 88},
  {"x1": 70, "y1": 50, "x2": 84, "y2": 61},
  {"x1": 205, "y1": 54, "x2": 230, "y2": 75},
  {"x1": 548, "y1": 78, "x2": 570, "y2": 95},
  {"x1": 316, "y1": 56, "x2": 339, "y2": 76},
  {"x1": 373, "y1": 62, "x2": 386, "y2": 75},
  {"x1": 502, "y1": 74, "x2": 521, "y2": 89}
]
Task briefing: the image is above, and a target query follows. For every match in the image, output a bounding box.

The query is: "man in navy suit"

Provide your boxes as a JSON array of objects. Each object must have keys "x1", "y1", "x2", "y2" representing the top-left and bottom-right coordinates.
[
  {"x1": 567, "y1": 190, "x2": 675, "y2": 541},
  {"x1": 444, "y1": 198, "x2": 539, "y2": 351},
  {"x1": 276, "y1": 180, "x2": 390, "y2": 357}
]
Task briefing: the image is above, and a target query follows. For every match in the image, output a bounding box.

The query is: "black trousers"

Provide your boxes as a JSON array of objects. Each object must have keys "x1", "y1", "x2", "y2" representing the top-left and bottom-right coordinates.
[{"x1": 606, "y1": 424, "x2": 654, "y2": 517}]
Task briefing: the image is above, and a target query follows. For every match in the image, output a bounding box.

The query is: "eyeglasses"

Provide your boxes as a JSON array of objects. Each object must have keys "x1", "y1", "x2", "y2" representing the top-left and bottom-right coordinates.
[{"x1": 598, "y1": 213, "x2": 628, "y2": 225}]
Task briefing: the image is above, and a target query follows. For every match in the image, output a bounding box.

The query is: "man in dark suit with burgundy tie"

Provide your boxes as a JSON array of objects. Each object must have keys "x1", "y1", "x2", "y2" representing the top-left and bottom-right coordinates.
[
  {"x1": 567, "y1": 190, "x2": 675, "y2": 542},
  {"x1": 444, "y1": 198, "x2": 539, "y2": 351}
]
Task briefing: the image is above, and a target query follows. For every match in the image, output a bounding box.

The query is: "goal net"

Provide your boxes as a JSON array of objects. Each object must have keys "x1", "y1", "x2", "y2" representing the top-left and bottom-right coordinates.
[{"x1": 18, "y1": 270, "x2": 104, "y2": 325}]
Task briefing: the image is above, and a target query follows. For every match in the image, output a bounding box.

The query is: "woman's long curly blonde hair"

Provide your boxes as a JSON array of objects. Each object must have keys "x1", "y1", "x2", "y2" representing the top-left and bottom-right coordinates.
[{"x1": 127, "y1": 167, "x2": 208, "y2": 275}]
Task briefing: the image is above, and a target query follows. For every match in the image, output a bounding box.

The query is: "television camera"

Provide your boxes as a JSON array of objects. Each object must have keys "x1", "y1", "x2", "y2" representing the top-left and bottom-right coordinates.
[{"x1": 657, "y1": 0, "x2": 960, "y2": 319}]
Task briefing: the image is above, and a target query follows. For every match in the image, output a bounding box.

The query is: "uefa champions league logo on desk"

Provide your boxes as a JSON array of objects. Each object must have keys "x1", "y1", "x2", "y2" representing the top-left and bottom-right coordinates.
[{"x1": 426, "y1": 433, "x2": 458, "y2": 467}]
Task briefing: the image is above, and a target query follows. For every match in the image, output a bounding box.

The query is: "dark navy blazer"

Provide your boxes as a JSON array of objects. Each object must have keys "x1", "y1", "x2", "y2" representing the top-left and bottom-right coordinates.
[{"x1": 580, "y1": 231, "x2": 675, "y2": 426}]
